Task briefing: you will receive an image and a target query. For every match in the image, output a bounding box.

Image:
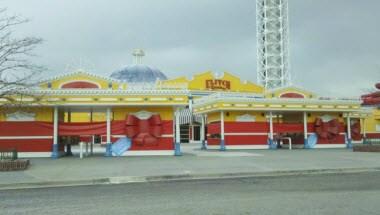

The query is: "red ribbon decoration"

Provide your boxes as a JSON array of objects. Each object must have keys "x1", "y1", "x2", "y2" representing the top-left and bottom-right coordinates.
[
  {"x1": 125, "y1": 114, "x2": 162, "y2": 147},
  {"x1": 351, "y1": 121, "x2": 362, "y2": 141},
  {"x1": 315, "y1": 118, "x2": 340, "y2": 143},
  {"x1": 361, "y1": 82, "x2": 380, "y2": 105}
]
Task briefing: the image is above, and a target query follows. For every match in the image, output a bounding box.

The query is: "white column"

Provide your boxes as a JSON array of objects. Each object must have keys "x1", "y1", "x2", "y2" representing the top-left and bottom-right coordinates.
[
  {"x1": 51, "y1": 106, "x2": 59, "y2": 158},
  {"x1": 200, "y1": 114, "x2": 207, "y2": 150},
  {"x1": 303, "y1": 112, "x2": 308, "y2": 144},
  {"x1": 200, "y1": 115, "x2": 205, "y2": 141},
  {"x1": 174, "y1": 108, "x2": 182, "y2": 156},
  {"x1": 269, "y1": 112, "x2": 274, "y2": 140},
  {"x1": 106, "y1": 107, "x2": 111, "y2": 143},
  {"x1": 188, "y1": 96, "x2": 193, "y2": 111},
  {"x1": 268, "y1": 111, "x2": 275, "y2": 149},
  {"x1": 53, "y1": 107, "x2": 59, "y2": 145},
  {"x1": 175, "y1": 110, "x2": 180, "y2": 143},
  {"x1": 220, "y1": 111, "x2": 226, "y2": 151},
  {"x1": 172, "y1": 111, "x2": 175, "y2": 143},
  {"x1": 363, "y1": 118, "x2": 367, "y2": 138},
  {"x1": 79, "y1": 142, "x2": 83, "y2": 159},
  {"x1": 105, "y1": 107, "x2": 112, "y2": 157},
  {"x1": 346, "y1": 116, "x2": 352, "y2": 148},
  {"x1": 220, "y1": 111, "x2": 225, "y2": 140},
  {"x1": 347, "y1": 116, "x2": 352, "y2": 140}
]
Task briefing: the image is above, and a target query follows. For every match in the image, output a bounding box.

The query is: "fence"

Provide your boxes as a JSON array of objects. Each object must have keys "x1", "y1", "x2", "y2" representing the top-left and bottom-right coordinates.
[
  {"x1": 0, "y1": 148, "x2": 29, "y2": 171},
  {"x1": 0, "y1": 148, "x2": 18, "y2": 160},
  {"x1": 363, "y1": 138, "x2": 380, "y2": 145}
]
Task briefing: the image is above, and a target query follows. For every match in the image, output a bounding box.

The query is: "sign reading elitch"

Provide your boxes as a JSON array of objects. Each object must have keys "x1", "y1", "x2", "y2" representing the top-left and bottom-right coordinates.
[{"x1": 205, "y1": 79, "x2": 231, "y2": 90}]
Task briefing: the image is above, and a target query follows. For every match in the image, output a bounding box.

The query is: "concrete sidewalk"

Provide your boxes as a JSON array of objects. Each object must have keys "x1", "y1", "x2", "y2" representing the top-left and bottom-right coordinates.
[{"x1": 1, "y1": 144, "x2": 380, "y2": 189}]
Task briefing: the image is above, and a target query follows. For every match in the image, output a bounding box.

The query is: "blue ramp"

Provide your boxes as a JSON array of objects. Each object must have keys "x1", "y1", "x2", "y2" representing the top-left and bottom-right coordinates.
[
  {"x1": 111, "y1": 137, "x2": 132, "y2": 156},
  {"x1": 305, "y1": 134, "x2": 318, "y2": 149}
]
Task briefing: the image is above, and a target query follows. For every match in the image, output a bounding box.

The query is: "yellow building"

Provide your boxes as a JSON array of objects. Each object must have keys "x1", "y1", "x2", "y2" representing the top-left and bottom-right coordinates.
[{"x1": 0, "y1": 69, "x2": 371, "y2": 158}]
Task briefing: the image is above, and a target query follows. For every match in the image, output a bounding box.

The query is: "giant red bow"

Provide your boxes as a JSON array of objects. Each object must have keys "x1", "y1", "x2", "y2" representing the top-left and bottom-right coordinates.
[
  {"x1": 125, "y1": 114, "x2": 162, "y2": 146},
  {"x1": 315, "y1": 118, "x2": 340, "y2": 142},
  {"x1": 351, "y1": 121, "x2": 362, "y2": 141},
  {"x1": 361, "y1": 83, "x2": 380, "y2": 105}
]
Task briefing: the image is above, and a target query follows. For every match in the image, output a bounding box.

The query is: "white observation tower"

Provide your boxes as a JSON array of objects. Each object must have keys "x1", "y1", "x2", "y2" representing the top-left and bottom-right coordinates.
[{"x1": 256, "y1": 0, "x2": 291, "y2": 89}]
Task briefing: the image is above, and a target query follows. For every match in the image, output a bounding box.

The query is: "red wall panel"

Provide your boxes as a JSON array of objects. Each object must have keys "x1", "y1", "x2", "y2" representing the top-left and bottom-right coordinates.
[
  {"x1": 225, "y1": 135, "x2": 268, "y2": 145},
  {"x1": 317, "y1": 135, "x2": 345, "y2": 144},
  {"x1": 161, "y1": 120, "x2": 173, "y2": 134},
  {"x1": 206, "y1": 121, "x2": 348, "y2": 145},
  {"x1": 224, "y1": 122, "x2": 269, "y2": 133},
  {"x1": 60, "y1": 120, "x2": 173, "y2": 136},
  {"x1": 0, "y1": 122, "x2": 53, "y2": 136},
  {"x1": 207, "y1": 138, "x2": 220, "y2": 145},
  {"x1": 0, "y1": 139, "x2": 53, "y2": 152},
  {"x1": 129, "y1": 137, "x2": 174, "y2": 150},
  {"x1": 366, "y1": 133, "x2": 380, "y2": 138},
  {"x1": 61, "y1": 81, "x2": 99, "y2": 89},
  {"x1": 59, "y1": 122, "x2": 107, "y2": 135},
  {"x1": 207, "y1": 123, "x2": 220, "y2": 135}
]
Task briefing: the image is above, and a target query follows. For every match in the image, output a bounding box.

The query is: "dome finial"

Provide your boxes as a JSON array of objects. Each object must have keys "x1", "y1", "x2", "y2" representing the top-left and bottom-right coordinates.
[{"x1": 132, "y1": 49, "x2": 145, "y2": 64}]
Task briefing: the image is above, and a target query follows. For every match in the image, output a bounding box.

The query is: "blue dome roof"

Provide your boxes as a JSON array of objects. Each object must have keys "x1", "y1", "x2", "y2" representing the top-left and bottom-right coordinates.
[{"x1": 110, "y1": 64, "x2": 168, "y2": 83}]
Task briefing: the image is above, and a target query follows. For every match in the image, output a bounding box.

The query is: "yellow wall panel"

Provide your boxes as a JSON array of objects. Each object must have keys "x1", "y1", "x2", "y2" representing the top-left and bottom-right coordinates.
[
  {"x1": 160, "y1": 71, "x2": 264, "y2": 93},
  {"x1": 35, "y1": 108, "x2": 53, "y2": 122},
  {"x1": 266, "y1": 87, "x2": 316, "y2": 99},
  {"x1": 224, "y1": 111, "x2": 266, "y2": 122},
  {"x1": 207, "y1": 111, "x2": 266, "y2": 123},
  {"x1": 40, "y1": 72, "x2": 121, "y2": 90},
  {"x1": 207, "y1": 112, "x2": 221, "y2": 123},
  {"x1": 158, "y1": 77, "x2": 189, "y2": 88},
  {"x1": 0, "y1": 111, "x2": 5, "y2": 121},
  {"x1": 364, "y1": 109, "x2": 380, "y2": 133}
]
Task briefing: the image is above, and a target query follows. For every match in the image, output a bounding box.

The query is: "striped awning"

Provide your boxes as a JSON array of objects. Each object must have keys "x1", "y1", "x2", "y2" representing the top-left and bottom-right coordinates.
[
  {"x1": 175, "y1": 108, "x2": 205, "y2": 125},
  {"x1": 176, "y1": 108, "x2": 193, "y2": 125},
  {"x1": 193, "y1": 114, "x2": 204, "y2": 124}
]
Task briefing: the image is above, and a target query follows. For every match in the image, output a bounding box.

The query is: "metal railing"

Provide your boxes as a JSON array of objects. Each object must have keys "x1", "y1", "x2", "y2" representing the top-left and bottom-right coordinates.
[
  {"x1": 0, "y1": 148, "x2": 18, "y2": 161},
  {"x1": 363, "y1": 138, "x2": 380, "y2": 145}
]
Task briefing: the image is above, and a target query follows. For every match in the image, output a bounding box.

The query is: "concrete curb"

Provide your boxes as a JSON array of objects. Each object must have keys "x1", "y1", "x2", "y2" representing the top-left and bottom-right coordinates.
[{"x1": 1, "y1": 167, "x2": 380, "y2": 191}]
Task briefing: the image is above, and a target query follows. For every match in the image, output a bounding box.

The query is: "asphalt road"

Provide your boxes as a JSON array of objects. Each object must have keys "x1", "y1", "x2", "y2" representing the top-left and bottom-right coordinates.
[{"x1": 1, "y1": 172, "x2": 380, "y2": 215}]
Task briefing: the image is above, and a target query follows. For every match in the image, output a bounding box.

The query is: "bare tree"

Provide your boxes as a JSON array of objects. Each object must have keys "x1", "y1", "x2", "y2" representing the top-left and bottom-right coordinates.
[{"x1": 0, "y1": 8, "x2": 44, "y2": 108}]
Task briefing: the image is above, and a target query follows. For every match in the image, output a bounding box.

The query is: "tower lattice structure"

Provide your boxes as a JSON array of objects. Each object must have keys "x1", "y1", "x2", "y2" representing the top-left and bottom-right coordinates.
[{"x1": 256, "y1": 0, "x2": 291, "y2": 89}]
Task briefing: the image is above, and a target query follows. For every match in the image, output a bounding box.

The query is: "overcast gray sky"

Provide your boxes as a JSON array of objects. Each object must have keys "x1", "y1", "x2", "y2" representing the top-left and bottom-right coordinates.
[{"x1": 2, "y1": 0, "x2": 380, "y2": 97}]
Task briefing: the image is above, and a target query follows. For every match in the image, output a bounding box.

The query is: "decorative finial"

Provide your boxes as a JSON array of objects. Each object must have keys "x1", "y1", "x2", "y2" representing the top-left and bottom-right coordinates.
[{"x1": 132, "y1": 49, "x2": 145, "y2": 64}]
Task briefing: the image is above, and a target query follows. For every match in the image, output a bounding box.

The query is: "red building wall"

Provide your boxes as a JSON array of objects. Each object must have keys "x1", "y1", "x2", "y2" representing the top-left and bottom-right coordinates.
[
  {"x1": 0, "y1": 122, "x2": 54, "y2": 152},
  {"x1": 207, "y1": 121, "x2": 346, "y2": 146}
]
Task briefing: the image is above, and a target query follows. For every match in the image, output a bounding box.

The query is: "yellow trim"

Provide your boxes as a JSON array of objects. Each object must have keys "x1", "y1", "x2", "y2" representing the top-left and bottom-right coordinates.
[
  {"x1": 265, "y1": 86, "x2": 316, "y2": 99},
  {"x1": 40, "y1": 72, "x2": 122, "y2": 90}
]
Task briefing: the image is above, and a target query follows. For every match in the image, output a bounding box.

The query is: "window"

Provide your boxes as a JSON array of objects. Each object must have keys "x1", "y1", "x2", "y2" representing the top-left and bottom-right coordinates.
[
  {"x1": 6, "y1": 111, "x2": 36, "y2": 121},
  {"x1": 376, "y1": 124, "x2": 380, "y2": 132}
]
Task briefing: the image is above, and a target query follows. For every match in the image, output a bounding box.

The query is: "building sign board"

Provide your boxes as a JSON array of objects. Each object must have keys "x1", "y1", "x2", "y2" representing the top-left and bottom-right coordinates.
[{"x1": 206, "y1": 79, "x2": 231, "y2": 90}]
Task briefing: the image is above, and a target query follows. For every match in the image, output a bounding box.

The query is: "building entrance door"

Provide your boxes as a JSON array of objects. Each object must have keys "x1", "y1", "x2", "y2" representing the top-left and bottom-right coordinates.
[{"x1": 192, "y1": 125, "x2": 201, "y2": 142}]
